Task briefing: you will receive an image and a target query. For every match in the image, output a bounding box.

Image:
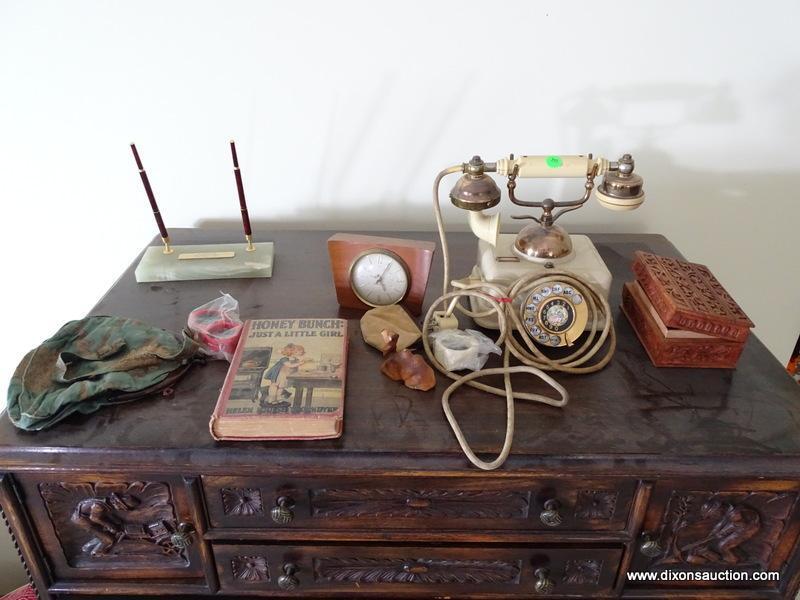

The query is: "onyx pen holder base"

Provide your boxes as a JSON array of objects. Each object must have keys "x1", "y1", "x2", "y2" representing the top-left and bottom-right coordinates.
[{"x1": 135, "y1": 241, "x2": 274, "y2": 282}]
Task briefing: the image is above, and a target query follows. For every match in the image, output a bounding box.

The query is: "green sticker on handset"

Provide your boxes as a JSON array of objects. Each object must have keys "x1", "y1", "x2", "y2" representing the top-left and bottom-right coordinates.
[{"x1": 546, "y1": 155, "x2": 563, "y2": 168}]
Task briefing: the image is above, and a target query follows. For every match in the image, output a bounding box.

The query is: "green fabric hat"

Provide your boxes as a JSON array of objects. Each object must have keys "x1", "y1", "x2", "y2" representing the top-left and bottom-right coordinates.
[{"x1": 7, "y1": 316, "x2": 201, "y2": 431}]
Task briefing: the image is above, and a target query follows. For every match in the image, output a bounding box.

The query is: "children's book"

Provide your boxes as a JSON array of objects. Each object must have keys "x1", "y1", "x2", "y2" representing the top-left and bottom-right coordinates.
[{"x1": 210, "y1": 318, "x2": 347, "y2": 440}]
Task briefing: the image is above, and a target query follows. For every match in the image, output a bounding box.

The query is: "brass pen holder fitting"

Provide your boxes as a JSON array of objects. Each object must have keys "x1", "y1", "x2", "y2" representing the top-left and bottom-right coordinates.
[{"x1": 161, "y1": 236, "x2": 174, "y2": 255}]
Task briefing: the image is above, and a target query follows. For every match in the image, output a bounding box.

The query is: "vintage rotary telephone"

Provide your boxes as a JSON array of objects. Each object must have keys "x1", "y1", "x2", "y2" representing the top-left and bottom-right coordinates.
[{"x1": 425, "y1": 152, "x2": 644, "y2": 470}]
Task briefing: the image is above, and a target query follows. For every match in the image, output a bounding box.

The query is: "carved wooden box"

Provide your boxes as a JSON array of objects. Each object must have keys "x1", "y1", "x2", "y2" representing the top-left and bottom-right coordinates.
[
  {"x1": 622, "y1": 281, "x2": 747, "y2": 368},
  {"x1": 631, "y1": 251, "x2": 753, "y2": 342},
  {"x1": 623, "y1": 251, "x2": 753, "y2": 368}
]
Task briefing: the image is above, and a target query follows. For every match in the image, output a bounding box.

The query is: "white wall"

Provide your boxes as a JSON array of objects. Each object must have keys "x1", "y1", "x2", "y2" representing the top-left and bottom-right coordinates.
[{"x1": 1, "y1": 0, "x2": 799, "y2": 591}]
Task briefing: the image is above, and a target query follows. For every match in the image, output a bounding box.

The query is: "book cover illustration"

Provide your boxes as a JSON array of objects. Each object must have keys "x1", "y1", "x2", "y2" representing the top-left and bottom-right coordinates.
[{"x1": 212, "y1": 318, "x2": 347, "y2": 440}]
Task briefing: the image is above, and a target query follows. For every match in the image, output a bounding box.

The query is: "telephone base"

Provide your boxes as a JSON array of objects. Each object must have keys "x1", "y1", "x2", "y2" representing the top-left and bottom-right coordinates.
[
  {"x1": 135, "y1": 241, "x2": 274, "y2": 283},
  {"x1": 466, "y1": 234, "x2": 611, "y2": 330}
]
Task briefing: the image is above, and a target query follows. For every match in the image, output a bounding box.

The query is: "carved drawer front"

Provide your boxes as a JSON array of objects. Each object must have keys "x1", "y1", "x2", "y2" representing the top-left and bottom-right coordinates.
[
  {"x1": 202, "y1": 475, "x2": 635, "y2": 532},
  {"x1": 15, "y1": 473, "x2": 205, "y2": 583},
  {"x1": 213, "y1": 543, "x2": 623, "y2": 596},
  {"x1": 629, "y1": 479, "x2": 800, "y2": 592}
]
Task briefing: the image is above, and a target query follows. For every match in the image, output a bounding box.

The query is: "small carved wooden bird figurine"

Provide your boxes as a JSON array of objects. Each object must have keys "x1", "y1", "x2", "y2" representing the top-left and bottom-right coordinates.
[{"x1": 379, "y1": 329, "x2": 436, "y2": 391}]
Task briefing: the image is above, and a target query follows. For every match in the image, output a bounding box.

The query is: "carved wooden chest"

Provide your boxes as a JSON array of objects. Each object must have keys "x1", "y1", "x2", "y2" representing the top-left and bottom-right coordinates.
[{"x1": 1, "y1": 230, "x2": 799, "y2": 599}]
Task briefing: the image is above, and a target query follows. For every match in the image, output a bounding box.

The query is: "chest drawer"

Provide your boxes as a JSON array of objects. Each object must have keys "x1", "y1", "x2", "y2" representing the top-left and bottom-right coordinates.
[
  {"x1": 202, "y1": 475, "x2": 635, "y2": 532},
  {"x1": 213, "y1": 542, "x2": 623, "y2": 597}
]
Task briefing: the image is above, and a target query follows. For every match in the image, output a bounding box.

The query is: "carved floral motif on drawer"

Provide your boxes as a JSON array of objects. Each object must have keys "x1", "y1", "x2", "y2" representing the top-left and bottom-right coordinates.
[
  {"x1": 313, "y1": 557, "x2": 522, "y2": 585},
  {"x1": 310, "y1": 488, "x2": 531, "y2": 519},
  {"x1": 562, "y1": 559, "x2": 602, "y2": 585},
  {"x1": 221, "y1": 488, "x2": 263, "y2": 516},
  {"x1": 574, "y1": 490, "x2": 618, "y2": 520},
  {"x1": 38, "y1": 481, "x2": 188, "y2": 569},
  {"x1": 650, "y1": 490, "x2": 798, "y2": 569},
  {"x1": 231, "y1": 555, "x2": 270, "y2": 582}
]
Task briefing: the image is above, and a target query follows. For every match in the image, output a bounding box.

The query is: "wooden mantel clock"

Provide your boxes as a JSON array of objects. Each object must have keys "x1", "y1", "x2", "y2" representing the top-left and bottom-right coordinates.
[{"x1": 328, "y1": 233, "x2": 435, "y2": 315}]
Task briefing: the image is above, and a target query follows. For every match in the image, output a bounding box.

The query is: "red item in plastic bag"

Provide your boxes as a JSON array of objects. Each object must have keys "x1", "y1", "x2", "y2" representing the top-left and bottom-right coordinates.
[{"x1": 187, "y1": 293, "x2": 243, "y2": 361}]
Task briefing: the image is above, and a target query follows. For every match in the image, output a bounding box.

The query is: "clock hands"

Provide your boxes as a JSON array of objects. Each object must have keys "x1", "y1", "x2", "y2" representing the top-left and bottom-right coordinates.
[
  {"x1": 377, "y1": 261, "x2": 392, "y2": 279},
  {"x1": 375, "y1": 261, "x2": 393, "y2": 291}
]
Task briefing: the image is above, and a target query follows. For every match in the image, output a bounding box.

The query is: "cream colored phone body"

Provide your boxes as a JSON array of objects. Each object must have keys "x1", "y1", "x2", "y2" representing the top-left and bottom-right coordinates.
[{"x1": 466, "y1": 234, "x2": 611, "y2": 329}]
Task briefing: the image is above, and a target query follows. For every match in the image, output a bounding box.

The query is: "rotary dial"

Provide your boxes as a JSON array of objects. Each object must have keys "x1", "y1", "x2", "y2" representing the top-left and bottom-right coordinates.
[{"x1": 521, "y1": 281, "x2": 589, "y2": 347}]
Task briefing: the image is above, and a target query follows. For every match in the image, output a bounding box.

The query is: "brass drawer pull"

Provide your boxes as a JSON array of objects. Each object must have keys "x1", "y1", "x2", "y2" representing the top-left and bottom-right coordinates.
[
  {"x1": 271, "y1": 496, "x2": 294, "y2": 525},
  {"x1": 405, "y1": 497, "x2": 432, "y2": 509},
  {"x1": 278, "y1": 563, "x2": 299, "y2": 590},
  {"x1": 539, "y1": 499, "x2": 563, "y2": 527},
  {"x1": 639, "y1": 531, "x2": 663, "y2": 558},
  {"x1": 169, "y1": 522, "x2": 195, "y2": 549},
  {"x1": 534, "y1": 567, "x2": 555, "y2": 595}
]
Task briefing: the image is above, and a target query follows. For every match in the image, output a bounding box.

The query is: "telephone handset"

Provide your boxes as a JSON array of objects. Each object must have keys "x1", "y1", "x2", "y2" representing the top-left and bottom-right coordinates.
[{"x1": 502, "y1": 154, "x2": 644, "y2": 261}]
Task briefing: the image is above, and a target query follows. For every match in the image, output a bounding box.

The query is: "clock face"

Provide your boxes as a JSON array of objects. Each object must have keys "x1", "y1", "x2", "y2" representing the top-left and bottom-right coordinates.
[{"x1": 349, "y1": 250, "x2": 410, "y2": 307}]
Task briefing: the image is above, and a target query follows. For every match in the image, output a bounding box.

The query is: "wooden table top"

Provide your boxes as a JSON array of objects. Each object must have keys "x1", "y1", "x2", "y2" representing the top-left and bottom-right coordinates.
[{"x1": 1, "y1": 229, "x2": 798, "y2": 476}]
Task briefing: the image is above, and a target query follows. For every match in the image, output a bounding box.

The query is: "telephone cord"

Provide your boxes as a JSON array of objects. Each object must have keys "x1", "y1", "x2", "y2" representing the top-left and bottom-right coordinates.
[{"x1": 426, "y1": 167, "x2": 616, "y2": 469}]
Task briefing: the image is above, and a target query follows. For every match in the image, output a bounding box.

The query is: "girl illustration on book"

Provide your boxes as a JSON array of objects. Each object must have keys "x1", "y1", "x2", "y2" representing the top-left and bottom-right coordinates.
[{"x1": 259, "y1": 343, "x2": 311, "y2": 408}]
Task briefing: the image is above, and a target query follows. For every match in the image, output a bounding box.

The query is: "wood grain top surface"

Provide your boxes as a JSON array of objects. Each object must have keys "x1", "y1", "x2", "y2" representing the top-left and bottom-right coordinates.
[{"x1": 1, "y1": 229, "x2": 798, "y2": 473}]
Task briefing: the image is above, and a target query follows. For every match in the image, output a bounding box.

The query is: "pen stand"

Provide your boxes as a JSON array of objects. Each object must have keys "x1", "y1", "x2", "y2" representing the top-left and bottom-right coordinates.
[{"x1": 134, "y1": 241, "x2": 274, "y2": 283}]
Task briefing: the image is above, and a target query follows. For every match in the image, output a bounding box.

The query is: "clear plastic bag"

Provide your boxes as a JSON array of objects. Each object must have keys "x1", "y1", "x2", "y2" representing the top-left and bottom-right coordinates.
[
  {"x1": 428, "y1": 328, "x2": 501, "y2": 371},
  {"x1": 187, "y1": 293, "x2": 244, "y2": 361}
]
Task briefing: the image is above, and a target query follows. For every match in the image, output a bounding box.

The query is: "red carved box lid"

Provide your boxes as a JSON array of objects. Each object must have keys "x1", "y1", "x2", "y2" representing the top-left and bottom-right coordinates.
[{"x1": 632, "y1": 251, "x2": 753, "y2": 342}]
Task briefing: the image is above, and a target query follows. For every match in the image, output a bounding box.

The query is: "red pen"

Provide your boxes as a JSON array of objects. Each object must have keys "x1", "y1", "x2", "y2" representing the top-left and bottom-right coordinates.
[
  {"x1": 230, "y1": 140, "x2": 254, "y2": 251},
  {"x1": 131, "y1": 143, "x2": 172, "y2": 254}
]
